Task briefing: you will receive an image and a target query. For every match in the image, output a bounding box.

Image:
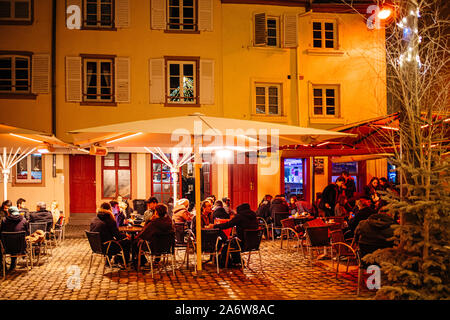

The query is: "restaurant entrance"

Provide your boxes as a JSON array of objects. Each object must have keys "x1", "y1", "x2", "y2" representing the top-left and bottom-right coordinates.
[{"x1": 69, "y1": 155, "x2": 96, "y2": 213}]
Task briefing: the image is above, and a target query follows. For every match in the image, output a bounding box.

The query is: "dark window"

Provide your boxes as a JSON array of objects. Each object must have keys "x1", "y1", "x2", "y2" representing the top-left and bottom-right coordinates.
[
  {"x1": 0, "y1": 55, "x2": 30, "y2": 93},
  {"x1": 168, "y1": 0, "x2": 196, "y2": 31},
  {"x1": 84, "y1": 0, "x2": 113, "y2": 28},
  {"x1": 83, "y1": 58, "x2": 114, "y2": 102},
  {"x1": 0, "y1": 0, "x2": 31, "y2": 21}
]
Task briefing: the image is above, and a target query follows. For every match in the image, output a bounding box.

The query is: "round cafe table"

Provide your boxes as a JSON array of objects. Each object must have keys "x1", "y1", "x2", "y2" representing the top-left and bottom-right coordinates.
[{"x1": 119, "y1": 225, "x2": 143, "y2": 268}]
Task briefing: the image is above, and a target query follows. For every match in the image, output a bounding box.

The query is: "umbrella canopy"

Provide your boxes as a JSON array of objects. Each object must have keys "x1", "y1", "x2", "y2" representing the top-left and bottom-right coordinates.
[{"x1": 69, "y1": 113, "x2": 355, "y2": 273}]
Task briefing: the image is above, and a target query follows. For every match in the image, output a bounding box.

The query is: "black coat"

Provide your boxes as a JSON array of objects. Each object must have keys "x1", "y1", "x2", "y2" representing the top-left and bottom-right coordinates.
[
  {"x1": 344, "y1": 177, "x2": 356, "y2": 199},
  {"x1": 29, "y1": 210, "x2": 54, "y2": 232},
  {"x1": 269, "y1": 199, "x2": 289, "y2": 220},
  {"x1": 355, "y1": 213, "x2": 395, "y2": 248},
  {"x1": 212, "y1": 207, "x2": 230, "y2": 220},
  {"x1": 0, "y1": 215, "x2": 29, "y2": 234},
  {"x1": 321, "y1": 183, "x2": 339, "y2": 210},
  {"x1": 214, "y1": 207, "x2": 258, "y2": 242},
  {"x1": 137, "y1": 215, "x2": 174, "y2": 243},
  {"x1": 90, "y1": 209, "x2": 126, "y2": 244},
  {"x1": 256, "y1": 201, "x2": 271, "y2": 220},
  {"x1": 348, "y1": 206, "x2": 376, "y2": 232}
]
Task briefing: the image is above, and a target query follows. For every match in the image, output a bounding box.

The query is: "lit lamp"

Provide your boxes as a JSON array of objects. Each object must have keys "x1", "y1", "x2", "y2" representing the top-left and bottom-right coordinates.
[
  {"x1": 216, "y1": 149, "x2": 233, "y2": 159},
  {"x1": 37, "y1": 144, "x2": 54, "y2": 154},
  {"x1": 378, "y1": 8, "x2": 392, "y2": 20}
]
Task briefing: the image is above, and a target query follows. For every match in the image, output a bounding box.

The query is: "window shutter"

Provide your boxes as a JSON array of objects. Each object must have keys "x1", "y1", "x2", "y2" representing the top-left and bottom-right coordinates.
[
  {"x1": 65, "y1": 56, "x2": 82, "y2": 102},
  {"x1": 66, "y1": 0, "x2": 82, "y2": 29},
  {"x1": 115, "y1": 57, "x2": 130, "y2": 103},
  {"x1": 31, "y1": 54, "x2": 50, "y2": 94},
  {"x1": 254, "y1": 13, "x2": 267, "y2": 46},
  {"x1": 115, "y1": 0, "x2": 130, "y2": 28},
  {"x1": 149, "y1": 58, "x2": 165, "y2": 104},
  {"x1": 151, "y1": 0, "x2": 166, "y2": 30},
  {"x1": 200, "y1": 59, "x2": 214, "y2": 105},
  {"x1": 198, "y1": 0, "x2": 213, "y2": 31},
  {"x1": 283, "y1": 13, "x2": 298, "y2": 48}
]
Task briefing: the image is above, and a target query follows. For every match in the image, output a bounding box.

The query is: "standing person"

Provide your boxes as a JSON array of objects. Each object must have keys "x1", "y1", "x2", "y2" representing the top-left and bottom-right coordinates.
[
  {"x1": 256, "y1": 195, "x2": 272, "y2": 220},
  {"x1": 172, "y1": 199, "x2": 192, "y2": 224},
  {"x1": 0, "y1": 206, "x2": 29, "y2": 272},
  {"x1": 29, "y1": 202, "x2": 54, "y2": 233},
  {"x1": 212, "y1": 200, "x2": 230, "y2": 220},
  {"x1": 143, "y1": 197, "x2": 158, "y2": 223},
  {"x1": 191, "y1": 200, "x2": 213, "y2": 234},
  {"x1": 0, "y1": 200, "x2": 12, "y2": 219},
  {"x1": 341, "y1": 170, "x2": 356, "y2": 201},
  {"x1": 90, "y1": 202, "x2": 131, "y2": 266},
  {"x1": 16, "y1": 198, "x2": 30, "y2": 220},
  {"x1": 320, "y1": 177, "x2": 346, "y2": 217}
]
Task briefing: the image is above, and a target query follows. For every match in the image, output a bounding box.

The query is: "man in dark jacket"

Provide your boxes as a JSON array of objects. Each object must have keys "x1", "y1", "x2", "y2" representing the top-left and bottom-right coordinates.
[
  {"x1": 212, "y1": 201, "x2": 230, "y2": 220},
  {"x1": 0, "y1": 206, "x2": 29, "y2": 271},
  {"x1": 17, "y1": 198, "x2": 30, "y2": 220},
  {"x1": 354, "y1": 212, "x2": 395, "y2": 258},
  {"x1": 256, "y1": 195, "x2": 272, "y2": 220},
  {"x1": 320, "y1": 177, "x2": 346, "y2": 217},
  {"x1": 347, "y1": 198, "x2": 376, "y2": 236},
  {"x1": 90, "y1": 203, "x2": 131, "y2": 264},
  {"x1": 29, "y1": 202, "x2": 54, "y2": 233},
  {"x1": 341, "y1": 171, "x2": 356, "y2": 203}
]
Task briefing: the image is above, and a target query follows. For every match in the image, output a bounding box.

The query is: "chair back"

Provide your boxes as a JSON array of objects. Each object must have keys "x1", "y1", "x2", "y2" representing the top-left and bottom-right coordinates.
[
  {"x1": 149, "y1": 233, "x2": 175, "y2": 255},
  {"x1": 200, "y1": 229, "x2": 220, "y2": 254},
  {"x1": 133, "y1": 199, "x2": 147, "y2": 215},
  {"x1": 241, "y1": 229, "x2": 263, "y2": 252},
  {"x1": 29, "y1": 222, "x2": 48, "y2": 234},
  {"x1": 174, "y1": 222, "x2": 187, "y2": 245},
  {"x1": 1, "y1": 231, "x2": 27, "y2": 255},
  {"x1": 305, "y1": 226, "x2": 330, "y2": 247},
  {"x1": 281, "y1": 218, "x2": 296, "y2": 229},
  {"x1": 85, "y1": 231, "x2": 104, "y2": 254},
  {"x1": 330, "y1": 229, "x2": 345, "y2": 244},
  {"x1": 273, "y1": 212, "x2": 290, "y2": 227},
  {"x1": 55, "y1": 216, "x2": 64, "y2": 229}
]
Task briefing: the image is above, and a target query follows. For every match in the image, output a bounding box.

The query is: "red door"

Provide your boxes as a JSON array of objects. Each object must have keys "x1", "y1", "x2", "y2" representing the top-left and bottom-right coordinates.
[
  {"x1": 228, "y1": 158, "x2": 258, "y2": 211},
  {"x1": 69, "y1": 155, "x2": 96, "y2": 213}
]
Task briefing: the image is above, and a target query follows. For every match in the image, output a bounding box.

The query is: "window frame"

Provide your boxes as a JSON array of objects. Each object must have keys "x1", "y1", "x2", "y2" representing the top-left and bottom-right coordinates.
[
  {"x1": 0, "y1": 0, "x2": 33, "y2": 25},
  {"x1": 266, "y1": 15, "x2": 280, "y2": 48},
  {"x1": 0, "y1": 53, "x2": 31, "y2": 94},
  {"x1": 164, "y1": 56, "x2": 200, "y2": 106},
  {"x1": 311, "y1": 19, "x2": 337, "y2": 50},
  {"x1": 150, "y1": 154, "x2": 182, "y2": 203},
  {"x1": 166, "y1": 0, "x2": 197, "y2": 32},
  {"x1": 82, "y1": 0, "x2": 115, "y2": 30},
  {"x1": 310, "y1": 84, "x2": 340, "y2": 118},
  {"x1": 12, "y1": 153, "x2": 45, "y2": 186},
  {"x1": 254, "y1": 82, "x2": 282, "y2": 116},
  {"x1": 81, "y1": 55, "x2": 116, "y2": 105},
  {"x1": 101, "y1": 152, "x2": 132, "y2": 200}
]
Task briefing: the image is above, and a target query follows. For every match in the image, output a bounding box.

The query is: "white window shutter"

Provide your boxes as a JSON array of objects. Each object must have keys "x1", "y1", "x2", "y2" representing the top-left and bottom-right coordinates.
[
  {"x1": 31, "y1": 54, "x2": 50, "y2": 94},
  {"x1": 115, "y1": 57, "x2": 130, "y2": 103},
  {"x1": 198, "y1": 0, "x2": 213, "y2": 31},
  {"x1": 115, "y1": 0, "x2": 130, "y2": 28},
  {"x1": 200, "y1": 59, "x2": 214, "y2": 105},
  {"x1": 149, "y1": 58, "x2": 165, "y2": 104},
  {"x1": 283, "y1": 13, "x2": 298, "y2": 48},
  {"x1": 66, "y1": 56, "x2": 82, "y2": 102},
  {"x1": 151, "y1": 0, "x2": 166, "y2": 30},
  {"x1": 254, "y1": 13, "x2": 267, "y2": 46}
]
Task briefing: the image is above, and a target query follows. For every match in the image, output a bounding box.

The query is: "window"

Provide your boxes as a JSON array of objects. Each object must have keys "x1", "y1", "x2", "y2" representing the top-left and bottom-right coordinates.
[
  {"x1": 102, "y1": 153, "x2": 131, "y2": 199},
  {"x1": 15, "y1": 154, "x2": 42, "y2": 184},
  {"x1": 266, "y1": 17, "x2": 279, "y2": 47},
  {"x1": 0, "y1": 0, "x2": 31, "y2": 22},
  {"x1": 255, "y1": 83, "x2": 281, "y2": 115},
  {"x1": 151, "y1": 155, "x2": 180, "y2": 203},
  {"x1": 254, "y1": 14, "x2": 280, "y2": 47},
  {"x1": 167, "y1": 59, "x2": 197, "y2": 104},
  {"x1": 331, "y1": 161, "x2": 358, "y2": 190},
  {"x1": 0, "y1": 55, "x2": 30, "y2": 93},
  {"x1": 84, "y1": 0, "x2": 114, "y2": 28},
  {"x1": 284, "y1": 158, "x2": 305, "y2": 198},
  {"x1": 312, "y1": 85, "x2": 339, "y2": 117},
  {"x1": 83, "y1": 58, "x2": 114, "y2": 102},
  {"x1": 167, "y1": 0, "x2": 196, "y2": 31},
  {"x1": 312, "y1": 20, "x2": 337, "y2": 49}
]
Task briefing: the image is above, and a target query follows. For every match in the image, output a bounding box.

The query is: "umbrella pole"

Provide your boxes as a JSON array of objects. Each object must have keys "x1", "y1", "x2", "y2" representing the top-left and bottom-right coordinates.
[
  {"x1": 2, "y1": 171, "x2": 7, "y2": 202},
  {"x1": 193, "y1": 134, "x2": 203, "y2": 274},
  {"x1": 172, "y1": 171, "x2": 178, "y2": 207}
]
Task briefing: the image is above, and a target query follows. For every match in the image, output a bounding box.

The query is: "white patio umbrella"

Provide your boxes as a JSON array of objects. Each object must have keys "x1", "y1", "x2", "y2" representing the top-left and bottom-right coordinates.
[{"x1": 70, "y1": 113, "x2": 355, "y2": 272}]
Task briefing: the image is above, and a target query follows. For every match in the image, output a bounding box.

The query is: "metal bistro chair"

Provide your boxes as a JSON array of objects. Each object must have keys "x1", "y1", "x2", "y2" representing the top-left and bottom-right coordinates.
[
  {"x1": 240, "y1": 228, "x2": 264, "y2": 273},
  {"x1": 257, "y1": 217, "x2": 270, "y2": 240},
  {"x1": 304, "y1": 226, "x2": 331, "y2": 266},
  {"x1": 280, "y1": 218, "x2": 305, "y2": 255},
  {"x1": 271, "y1": 212, "x2": 291, "y2": 241},
  {"x1": 1, "y1": 231, "x2": 32, "y2": 279},
  {"x1": 174, "y1": 222, "x2": 192, "y2": 269},
  {"x1": 50, "y1": 216, "x2": 66, "y2": 246},
  {"x1": 29, "y1": 222, "x2": 51, "y2": 263},
  {"x1": 85, "y1": 231, "x2": 128, "y2": 274},
  {"x1": 190, "y1": 228, "x2": 222, "y2": 274},
  {"x1": 137, "y1": 233, "x2": 176, "y2": 278}
]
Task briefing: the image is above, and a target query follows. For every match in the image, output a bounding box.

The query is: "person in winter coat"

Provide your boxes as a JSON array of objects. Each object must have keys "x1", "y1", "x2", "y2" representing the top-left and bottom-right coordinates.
[
  {"x1": 269, "y1": 195, "x2": 289, "y2": 222},
  {"x1": 172, "y1": 199, "x2": 192, "y2": 224},
  {"x1": 354, "y1": 212, "x2": 395, "y2": 258},
  {"x1": 0, "y1": 206, "x2": 29, "y2": 271},
  {"x1": 363, "y1": 177, "x2": 381, "y2": 209},
  {"x1": 136, "y1": 204, "x2": 175, "y2": 245},
  {"x1": 29, "y1": 202, "x2": 54, "y2": 233},
  {"x1": 90, "y1": 202, "x2": 131, "y2": 264},
  {"x1": 0, "y1": 200, "x2": 12, "y2": 219},
  {"x1": 320, "y1": 177, "x2": 346, "y2": 217},
  {"x1": 212, "y1": 200, "x2": 230, "y2": 220},
  {"x1": 341, "y1": 171, "x2": 356, "y2": 200},
  {"x1": 347, "y1": 198, "x2": 376, "y2": 236},
  {"x1": 256, "y1": 195, "x2": 272, "y2": 220}
]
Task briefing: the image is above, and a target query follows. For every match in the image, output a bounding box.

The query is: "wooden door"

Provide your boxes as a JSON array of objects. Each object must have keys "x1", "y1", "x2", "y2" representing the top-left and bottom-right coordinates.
[
  {"x1": 69, "y1": 155, "x2": 96, "y2": 213},
  {"x1": 228, "y1": 158, "x2": 258, "y2": 211}
]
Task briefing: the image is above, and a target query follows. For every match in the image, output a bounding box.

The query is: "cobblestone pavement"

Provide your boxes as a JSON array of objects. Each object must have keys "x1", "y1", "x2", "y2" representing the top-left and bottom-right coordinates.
[{"x1": 0, "y1": 225, "x2": 375, "y2": 300}]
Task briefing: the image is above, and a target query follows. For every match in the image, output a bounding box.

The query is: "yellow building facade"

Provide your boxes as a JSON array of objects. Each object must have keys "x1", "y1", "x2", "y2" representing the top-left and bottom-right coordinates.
[{"x1": 0, "y1": 0, "x2": 387, "y2": 222}]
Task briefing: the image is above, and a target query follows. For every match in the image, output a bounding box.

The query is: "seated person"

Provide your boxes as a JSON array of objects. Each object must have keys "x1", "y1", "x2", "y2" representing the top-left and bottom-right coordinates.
[
  {"x1": 172, "y1": 198, "x2": 193, "y2": 224},
  {"x1": 90, "y1": 202, "x2": 131, "y2": 265},
  {"x1": 354, "y1": 211, "x2": 396, "y2": 259},
  {"x1": 0, "y1": 200, "x2": 12, "y2": 219},
  {"x1": 269, "y1": 195, "x2": 289, "y2": 237},
  {"x1": 0, "y1": 206, "x2": 29, "y2": 271},
  {"x1": 17, "y1": 198, "x2": 30, "y2": 220},
  {"x1": 256, "y1": 195, "x2": 272, "y2": 220},
  {"x1": 143, "y1": 197, "x2": 158, "y2": 223},
  {"x1": 222, "y1": 197, "x2": 235, "y2": 217},
  {"x1": 346, "y1": 198, "x2": 376, "y2": 237},
  {"x1": 295, "y1": 195, "x2": 314, "y2": 215},
  {"x1": 191, "y1": 200, "x2": 214, "y2": 235},
  {"x1": 29, "y1": 202, "x2": 54, "y2": 233},
  {"x1": 212, "y1": 200, "x2": 230, "y2": 220}
]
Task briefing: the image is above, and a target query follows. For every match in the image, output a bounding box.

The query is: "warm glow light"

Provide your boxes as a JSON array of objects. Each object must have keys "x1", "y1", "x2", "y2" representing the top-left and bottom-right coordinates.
[
  {"x1": 37, "y1": 148, "x2": 49, "y2": 154},
  {"x1": 9, "y1": 133, "x2": 43, "y2": 143},
  {"x1": 381, "y1": 126, "x2": 400, "y2": 131},
  {"x1": 316, "y1": 141, "x2": 331, "y2": 147},
  {"x1": 106, "y1": 132, "x2": 143, "y2": 144},
  {"x1": 216, "y1": 149, "x2": 233, "y2": 159},
  {"x1": 378, "y1": 9, "x2": 392, "y2": 20}
]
